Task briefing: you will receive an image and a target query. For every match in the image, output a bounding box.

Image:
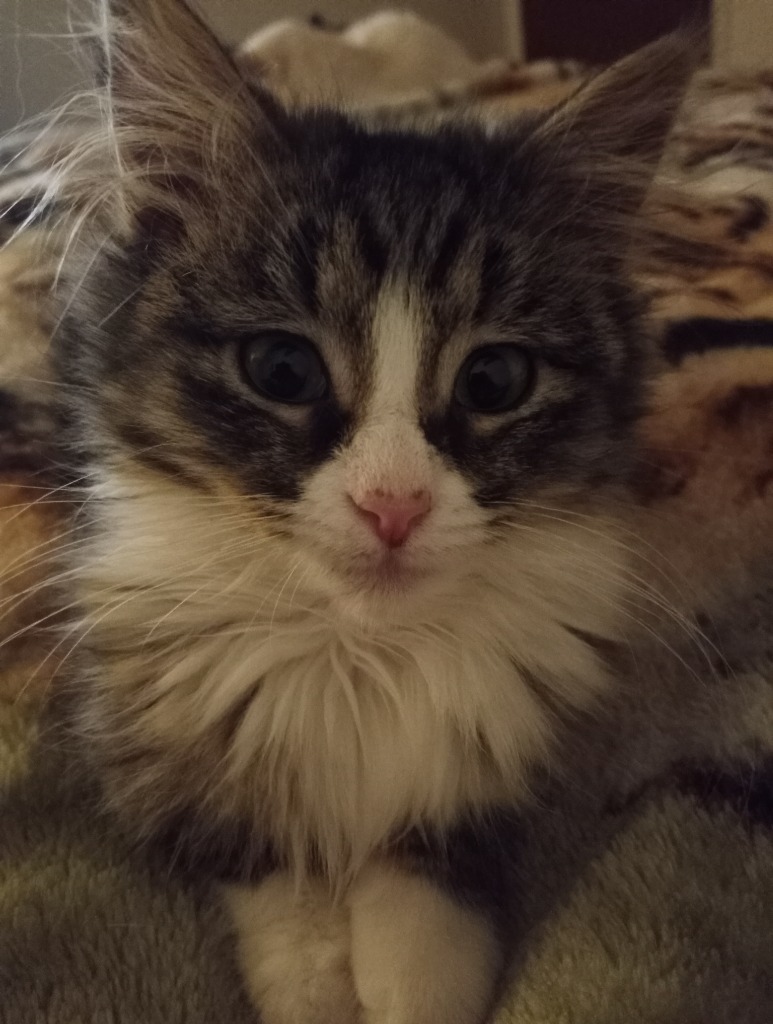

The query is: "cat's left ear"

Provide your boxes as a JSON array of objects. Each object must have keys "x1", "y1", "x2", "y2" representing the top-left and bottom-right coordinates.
[
  {"x1": 85, "y1": 0, "x2": 278, "y2": 232},
  {"x1": 536, "y1": 31, "x2": 703, "y2": 215}
]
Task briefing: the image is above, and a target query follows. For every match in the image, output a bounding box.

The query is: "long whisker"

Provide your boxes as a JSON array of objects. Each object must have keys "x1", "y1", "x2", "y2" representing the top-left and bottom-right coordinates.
[
  {"x1": 493, "y1": 497, "x2": 698, "y2": 596},
  {"x1": 491, "y1": 515, "x2": 724, "y2": 685}
]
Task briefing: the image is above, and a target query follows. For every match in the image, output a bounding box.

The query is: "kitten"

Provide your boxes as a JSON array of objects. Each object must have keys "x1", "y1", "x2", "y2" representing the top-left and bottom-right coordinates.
[{"x1": 47, "y1": 2, "x2": 694, "y2": 1021}]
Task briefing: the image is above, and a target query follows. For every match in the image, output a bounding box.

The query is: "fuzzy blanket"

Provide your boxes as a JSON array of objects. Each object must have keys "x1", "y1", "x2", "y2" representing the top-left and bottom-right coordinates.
[{"x1": 3, "y1": 13, "x2": 773, "y2": 1023}]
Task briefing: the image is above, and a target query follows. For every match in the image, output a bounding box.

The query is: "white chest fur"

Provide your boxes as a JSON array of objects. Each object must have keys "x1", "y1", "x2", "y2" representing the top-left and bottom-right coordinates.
[{"x1": 79, "y1": 477, "x2": 623, "y2": 879}]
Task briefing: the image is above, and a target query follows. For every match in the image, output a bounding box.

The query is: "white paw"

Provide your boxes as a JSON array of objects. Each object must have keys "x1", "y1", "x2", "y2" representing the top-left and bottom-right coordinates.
[
  {"x1": 348, "y1": 862, "x2": 501, "y2": 1024},
  {"x1": 226, "y1": 862, "x2": 501, "y2": 1024},
  {"x1": 227, "y1": 875, "x2": 360, "y2": 1024}
]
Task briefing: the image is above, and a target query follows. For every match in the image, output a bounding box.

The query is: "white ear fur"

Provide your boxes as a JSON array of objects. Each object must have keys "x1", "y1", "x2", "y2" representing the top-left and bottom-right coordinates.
[{"x1": 48, "y1": 0, "x2": 272, "y2": 237}]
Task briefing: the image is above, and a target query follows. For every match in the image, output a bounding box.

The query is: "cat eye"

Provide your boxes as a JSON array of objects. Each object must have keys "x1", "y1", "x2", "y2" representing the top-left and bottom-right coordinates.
[
  {"x1": 242, "y1": 331, "x2": 329, "y2": 405},
  {"x1": 454, "y1": 345, "x2": 534, "y2": 414}
]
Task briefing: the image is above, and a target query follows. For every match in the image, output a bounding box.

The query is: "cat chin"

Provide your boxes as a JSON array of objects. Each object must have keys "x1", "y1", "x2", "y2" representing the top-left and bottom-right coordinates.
[
  {"x1": 302, "y1": 546, "x2": 461, "y2": 627},
  {"x1": 343, "y1": 552, "x2": 431, "y2": 594},
  {"x1": 330, "y1": 586, "x2": 428, "y2": 630},
  {"x1": 319, "y1": 571, "x2": 442, "y2": 629}
]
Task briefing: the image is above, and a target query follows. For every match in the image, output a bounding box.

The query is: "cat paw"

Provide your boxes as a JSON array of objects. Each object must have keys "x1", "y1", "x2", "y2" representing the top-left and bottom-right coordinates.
[
  {"x1": 348, "y1": 862, "x2": 501, "y2": 1024},
  {"x1": 226, "y1": 876, "x2": 361, "y2": 1024},
  {"x1": 227, "y1": 862, "x2": 501, "y2": 1024}
]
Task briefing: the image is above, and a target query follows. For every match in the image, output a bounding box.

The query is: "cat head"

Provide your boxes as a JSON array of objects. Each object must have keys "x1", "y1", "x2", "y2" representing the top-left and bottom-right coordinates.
[{"x1": 55, "y1": 0, "x2": 695, "y2": 629}]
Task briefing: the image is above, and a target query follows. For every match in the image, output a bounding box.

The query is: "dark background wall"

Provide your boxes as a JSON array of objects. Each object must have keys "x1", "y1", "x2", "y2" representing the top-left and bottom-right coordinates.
[{"x1": 522, "y1": 0, "x2": 711, "y2": 63}]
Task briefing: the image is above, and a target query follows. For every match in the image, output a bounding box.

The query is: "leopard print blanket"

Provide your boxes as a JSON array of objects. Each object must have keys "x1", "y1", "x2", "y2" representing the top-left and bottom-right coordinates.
[{"x1": 2, "y1": 20, "x2": 773, "y2": 1023}]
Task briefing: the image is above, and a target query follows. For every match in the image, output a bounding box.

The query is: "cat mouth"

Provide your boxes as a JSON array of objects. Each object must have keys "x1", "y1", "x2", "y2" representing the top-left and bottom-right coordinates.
[{"x1": 342, "y1": 549, "x2": 431, "y2": 595}]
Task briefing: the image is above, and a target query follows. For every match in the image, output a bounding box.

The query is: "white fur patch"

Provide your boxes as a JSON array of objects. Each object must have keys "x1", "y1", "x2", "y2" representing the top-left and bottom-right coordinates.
[
  {"x1": 349, "y1": 861, "x2": 501, "y2": 1024},
  {"x1": 227, "y1": 861, "x2": 501, "y2": 1024},
  {"x1": 368, "y1": 286, "x2": 422, "y2": 422},
  {"x1": 342, "y1": 285, "x2": 430, "y2": 508},
  {"x1": 228, "y1": 875, "x2": 358, "y2": 1024},
  {"x1": 77, "y1": 458, "x2": 622, "y2": 882}
]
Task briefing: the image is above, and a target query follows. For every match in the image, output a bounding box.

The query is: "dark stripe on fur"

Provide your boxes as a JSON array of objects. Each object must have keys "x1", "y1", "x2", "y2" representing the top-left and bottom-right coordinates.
[
  {"x1": 117, "y1": 423, "x2": 211, "y2": 488},
  {"x1": 729, "y1": 195, "x2": 770, "y2": 241},
  {"x1": 393, "y1": 811, "x2": 516, "y2": 931},
  {"x1": 290, "y1": 215, "x2": 323, "y2": 313},
  {"x1": 663, "y1": 317, "x2": 773, "y2": 363},
  {"x1": 131, "y1": 450, "x2": 212, "y2": 491},
  {"x1": 0, "y1": 390, "x2": 56, "y2": 472},
  {"x1": 179, "y1": 373, "x2": 349, "y2": 501},
  {"x1": 675, "y1": 758, "x2": 773, "y2": 827},
  {"x1": 149, "y1": 807, "x2": 279, "y2": 882},
  {"x1": 356, "y1": 209, "x2": 389, "y2": 281},
  {"x1": 475, "y1": 239, "x2": 511, "y2": 321},
  {"x1": 427, "y1": 213, "x2": 468, "y2": 292}
]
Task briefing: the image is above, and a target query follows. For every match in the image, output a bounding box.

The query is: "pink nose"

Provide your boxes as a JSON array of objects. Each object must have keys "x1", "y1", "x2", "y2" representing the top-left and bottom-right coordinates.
[{"x1": 353, "y1": 489, "x2": 432, "y2": 548}]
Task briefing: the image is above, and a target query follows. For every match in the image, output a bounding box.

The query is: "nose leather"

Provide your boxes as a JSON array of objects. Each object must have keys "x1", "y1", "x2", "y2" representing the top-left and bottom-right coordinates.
[{"x1": 354, "y1": 490, "x2": 432, "y2": 548}]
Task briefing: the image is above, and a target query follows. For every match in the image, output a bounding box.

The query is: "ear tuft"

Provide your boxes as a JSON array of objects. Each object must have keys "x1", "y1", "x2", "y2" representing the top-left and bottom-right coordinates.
[
  {"x1": 47, "y1": 0, "x2": 266, "y2": 239},
  {"x1": 102, "y1": 0, "x2": 243, "y2": 110}
]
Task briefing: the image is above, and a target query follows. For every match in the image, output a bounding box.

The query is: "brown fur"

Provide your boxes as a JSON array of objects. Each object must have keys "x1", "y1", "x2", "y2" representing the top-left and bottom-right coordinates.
[
  {"x1": 0, "y1": 232, "x2": 65, "y2": 705},
  {"x1": 0, "y1": 479, "x2": 65, "y2": 704}
]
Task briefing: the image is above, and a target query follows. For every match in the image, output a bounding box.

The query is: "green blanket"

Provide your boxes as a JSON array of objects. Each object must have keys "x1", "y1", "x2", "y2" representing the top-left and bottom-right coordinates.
[{"x1": 1, "y1": 702, "x2": 255, "y2": 1024}]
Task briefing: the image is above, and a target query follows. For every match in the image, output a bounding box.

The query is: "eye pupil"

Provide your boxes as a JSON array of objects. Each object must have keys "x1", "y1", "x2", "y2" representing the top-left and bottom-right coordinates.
[
  {"x1": 263, "y1": 344, "x2": 312, "y2": 401},
  {"x1": 243, "y1": 332, "x2": 328, "y2": 404},
  {"x1": 467, "y1": 354, "x2": 511, "y2": 409},
  {"x1": 455, "y1": 345, "x2": 533, "y2": 413}
]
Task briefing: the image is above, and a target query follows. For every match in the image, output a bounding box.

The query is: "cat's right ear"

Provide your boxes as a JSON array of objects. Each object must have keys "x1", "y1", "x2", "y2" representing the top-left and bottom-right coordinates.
[
  {"x1": 72, "y1": 0, "x2": 277, "y2": 235},
  {"x1": 535, "y1": 31, "x2": 702, "y2": 219}
]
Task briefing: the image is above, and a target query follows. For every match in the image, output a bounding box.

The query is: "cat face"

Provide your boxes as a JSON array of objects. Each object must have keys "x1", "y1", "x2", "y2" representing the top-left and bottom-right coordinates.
[
  {"x1": 55, "y1": 2, "x2": 693, "y2": 633},
  {"x1": 63, "y1": 103, "x2": 650, "y2": 626}
]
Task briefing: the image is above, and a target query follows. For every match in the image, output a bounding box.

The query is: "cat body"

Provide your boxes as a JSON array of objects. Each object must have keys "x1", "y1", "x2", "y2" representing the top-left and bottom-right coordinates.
[{"x1": 47, "y1": 2, "x2": 694, "y2": 1021}]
